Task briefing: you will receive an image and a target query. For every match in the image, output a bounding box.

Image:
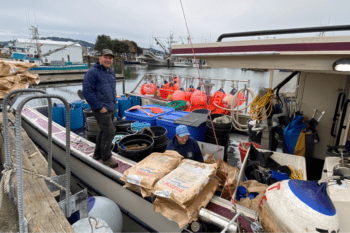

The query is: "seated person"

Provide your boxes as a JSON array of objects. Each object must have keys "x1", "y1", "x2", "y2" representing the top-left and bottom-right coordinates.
[{"x1": 166, "y1": 125, "x2": 203, "y2": 162}]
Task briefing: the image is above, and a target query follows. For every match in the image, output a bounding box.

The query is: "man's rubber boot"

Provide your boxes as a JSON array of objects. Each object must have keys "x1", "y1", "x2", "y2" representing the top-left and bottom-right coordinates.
[{"x1": 103, "y1": 158, "x2": 119, "y2": 168}]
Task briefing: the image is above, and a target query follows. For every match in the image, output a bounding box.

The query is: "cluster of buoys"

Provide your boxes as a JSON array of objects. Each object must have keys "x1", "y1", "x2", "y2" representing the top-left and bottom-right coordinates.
[{"x1": 140, "y1": 77, "x2": 246, "y2": 115}]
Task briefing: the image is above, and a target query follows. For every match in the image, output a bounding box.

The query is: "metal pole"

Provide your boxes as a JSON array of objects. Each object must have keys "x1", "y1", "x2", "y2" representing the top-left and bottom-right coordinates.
[
  {"x1": 217, "y1": 24, "x2": 350, "y2": 42},
  {"x1": 198, "y1": 208, "x2": 237, "y2": 232}
]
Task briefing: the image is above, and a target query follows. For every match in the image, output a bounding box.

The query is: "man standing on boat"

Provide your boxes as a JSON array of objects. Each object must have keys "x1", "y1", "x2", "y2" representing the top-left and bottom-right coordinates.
[
  {"x1": 166, "y1": 125, "x2": 203, "y2": 162},
  {"x1": 82, "y1": 49, "x2": 118, "y2": 168}
]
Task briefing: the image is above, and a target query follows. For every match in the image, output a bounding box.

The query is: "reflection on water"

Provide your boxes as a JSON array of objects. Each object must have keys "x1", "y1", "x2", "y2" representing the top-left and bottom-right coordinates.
[{"x1": 13, "y1": 66, "x2": 285, "y2": 108}]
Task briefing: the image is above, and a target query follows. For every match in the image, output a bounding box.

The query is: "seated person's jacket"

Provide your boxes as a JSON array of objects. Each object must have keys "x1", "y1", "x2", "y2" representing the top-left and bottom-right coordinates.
[{"x1": 166, "y1": 136, "x2": 203, "y2": 162}]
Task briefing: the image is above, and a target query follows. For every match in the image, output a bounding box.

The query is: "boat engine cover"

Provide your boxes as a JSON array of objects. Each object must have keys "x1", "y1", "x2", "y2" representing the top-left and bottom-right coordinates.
[{"x1": 259, "y1": 180, "x2": 339, "y2": 232}]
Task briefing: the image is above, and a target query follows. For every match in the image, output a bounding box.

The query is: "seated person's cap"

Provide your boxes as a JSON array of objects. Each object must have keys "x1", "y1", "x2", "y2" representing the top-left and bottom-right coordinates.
[
  {"x1": 101, "y1": 49, "x2": 114, "y2": 58},
  {"x1": 176, "y1": 125, "x2": 190, "y2": 137}
]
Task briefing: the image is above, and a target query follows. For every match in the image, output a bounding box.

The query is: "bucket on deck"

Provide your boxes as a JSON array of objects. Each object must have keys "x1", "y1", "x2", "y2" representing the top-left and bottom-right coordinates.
[
  {"x1": 86, "y1": 116, "x2": 100, "y2": 132},
  {"x1": 238, "y1": 142, "x2": 261, "y2": 162},
  {"x1": 83, "y1": 108, "x2": 94, "y2": 119}
]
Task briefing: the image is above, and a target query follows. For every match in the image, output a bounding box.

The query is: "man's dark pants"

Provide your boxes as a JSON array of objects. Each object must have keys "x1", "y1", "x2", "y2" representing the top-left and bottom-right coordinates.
[{"x1": 92, "y1": 110, "x2": 116, "y2": 161}]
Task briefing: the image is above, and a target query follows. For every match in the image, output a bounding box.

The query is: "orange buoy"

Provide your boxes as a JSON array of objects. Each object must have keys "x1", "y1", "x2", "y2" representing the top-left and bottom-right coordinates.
[
  {"x1": 172, "y1": 90, "x2": 186, "y2": 101},
  {"x1": 173, "y1": 76, "x2": 180, "y2": 84},
  {"x1": 167, "y1": 82, "x2": 175, "y2": 96},
  {"x1": 159, "y1": 85, "x2": 167, "y2": 99},
  {"x1": 144, "y1": 82, "x2": 157, "y2": 94},
  {"x1": 234, "y1": 92, "x2": 245, "y2": 107},
  {"x1": 191, "y1": 90, "x2": 207, "y2": 106},
  {"x1": 140, "y1": 83, "x2": 146, "y2": 95},
  {"x1": 213, "y1": 89, "x2": 226, "y2": 105}
]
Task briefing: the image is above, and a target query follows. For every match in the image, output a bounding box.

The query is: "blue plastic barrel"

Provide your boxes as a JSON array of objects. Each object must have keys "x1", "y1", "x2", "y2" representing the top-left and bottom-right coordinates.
[
  {"x1": 73, "y1": 100, "x2": 89, "y2": 123},
  {"x1": 117, "y1": 97, "x2": 131, "y2": 117},
  {"x1": 52, "y1": 105, "x2": 65, "y2": 127},
  {"x1": 64, "y1": 102, "x2": 84, "y2": 130},
  {"x1": 130, "y1": 96, "x2": 141, "y2": 107}
]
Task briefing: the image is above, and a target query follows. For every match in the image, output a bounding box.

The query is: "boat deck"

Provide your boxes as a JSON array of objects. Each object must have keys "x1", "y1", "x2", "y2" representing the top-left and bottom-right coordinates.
[{"x1": 0, "y1": 112, "x2": 73, "y2": 232}]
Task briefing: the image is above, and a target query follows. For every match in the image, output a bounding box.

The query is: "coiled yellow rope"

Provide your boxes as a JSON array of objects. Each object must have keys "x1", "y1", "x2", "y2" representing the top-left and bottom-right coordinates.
[{"x1": 250, "y1": 88, "x2": 274, "y2": 121}]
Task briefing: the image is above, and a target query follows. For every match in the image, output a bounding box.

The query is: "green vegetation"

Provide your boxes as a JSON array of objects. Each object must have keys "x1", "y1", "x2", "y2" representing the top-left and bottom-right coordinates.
[
  {"x1": 94, "y1": 34, "x2": 143, "y2": 56},
  {"x1": 113, "y1": 62, "x2": 123, "y2": 74},
  {"x1": 124, "y1": 67, "x2": 132, "y2": 79}
]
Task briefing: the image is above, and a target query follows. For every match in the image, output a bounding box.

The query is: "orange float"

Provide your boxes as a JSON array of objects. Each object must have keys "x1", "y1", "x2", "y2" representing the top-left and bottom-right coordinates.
[
  {"x1": 167, "y1": 82, "x2": 175, "y2": 96},
  {"x1": 172, "y1": 82, "x2": 179, "y2": 91},
  {"x1": 212, "y1": 89, "x2": 226, "y2": 105},
  {"x1": 172, "y1": 90, "x2": 186, "y2": 101},
  {"x1": 140, "y1": 83, "x2": 146, "y2": 95},
  {"x1": 234, "y1": 92, "x2": 245, "y2": 107},
  {"x1": 191, "y1": 90, "x2": 207, "y2": 106},
  {"x1": 222, "y1": 89, "x2": 246, "y2": 108},
  {"x1": 172, "y1": 76, "x2": 180, "y2": 84},
  {"x1": 144, "y1": 82, "x2": 157, "y2": 95}
]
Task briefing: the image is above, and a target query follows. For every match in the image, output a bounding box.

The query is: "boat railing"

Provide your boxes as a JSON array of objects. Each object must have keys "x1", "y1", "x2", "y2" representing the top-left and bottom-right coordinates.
[
  {"x1": 127, "y1": 73, "x2": 251, "y2": 112},
  {"x1": 217, "y1": 24, "x2": 350, "y2": 42},
  {"x1": 2, "y1": 89, "x2": 88, "y2": 232}
]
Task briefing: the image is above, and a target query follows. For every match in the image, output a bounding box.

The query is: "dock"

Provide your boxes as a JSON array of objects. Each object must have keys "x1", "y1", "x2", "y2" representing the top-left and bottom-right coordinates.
[
  {"x1": 0, "y1": 112, "x2": 73, "y2": 232},
  {"x1": 29, "y1": 69, "x2": 125, "y2": 84}
]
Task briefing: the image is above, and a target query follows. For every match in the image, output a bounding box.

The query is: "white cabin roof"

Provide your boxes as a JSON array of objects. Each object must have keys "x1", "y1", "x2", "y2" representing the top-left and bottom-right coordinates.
[{"x1": 171, "y1": 35, "x2": 350, "y2": 74}]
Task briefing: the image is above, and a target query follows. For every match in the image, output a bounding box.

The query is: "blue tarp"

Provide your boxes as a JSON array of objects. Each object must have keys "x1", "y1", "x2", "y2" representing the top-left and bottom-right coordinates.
[{"x1": 283, "y1": 115, "x2": 306, "y2": 154}]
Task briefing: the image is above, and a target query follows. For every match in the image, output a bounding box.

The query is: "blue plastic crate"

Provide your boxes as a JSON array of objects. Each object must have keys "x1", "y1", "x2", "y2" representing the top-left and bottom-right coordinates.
[
  {"x1": 156, "y1": 111, "x2": 207, "y2": 141},
  {"x1": 125, "y1": 104, "x2": 174, "y2": 126}
]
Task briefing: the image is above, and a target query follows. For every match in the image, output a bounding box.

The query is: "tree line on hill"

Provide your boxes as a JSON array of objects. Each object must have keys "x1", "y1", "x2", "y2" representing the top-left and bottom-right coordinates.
[{"x1": 94, "y1": 35, "x2": 143, "y2": 56}]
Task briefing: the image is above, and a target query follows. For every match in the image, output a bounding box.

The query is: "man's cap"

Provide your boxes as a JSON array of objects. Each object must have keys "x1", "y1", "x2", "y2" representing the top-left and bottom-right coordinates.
[
  {"x1": 176, "y1": 125, "x2": 190, "y2": 137},
  {"x1": 101, "y1": 49, "x2": 114, "y2": 58}
]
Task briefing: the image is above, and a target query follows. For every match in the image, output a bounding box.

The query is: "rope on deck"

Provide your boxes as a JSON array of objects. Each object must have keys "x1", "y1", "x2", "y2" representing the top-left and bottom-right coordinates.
[
  {"x1": 0, "y1": 164, "x2": 15, "y2": 211},
  {"x1": 0, "y1": 164, "x2": 66, "y2": 211}
]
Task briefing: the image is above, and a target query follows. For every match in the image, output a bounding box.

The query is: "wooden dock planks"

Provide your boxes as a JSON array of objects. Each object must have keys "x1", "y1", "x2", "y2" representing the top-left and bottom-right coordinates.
[
  {"x1": 0, "y1": 113, "x2": 73, "y2": 232},
  {"x1": 29, "y1": 69, "x2": 124, "y2": 84}
]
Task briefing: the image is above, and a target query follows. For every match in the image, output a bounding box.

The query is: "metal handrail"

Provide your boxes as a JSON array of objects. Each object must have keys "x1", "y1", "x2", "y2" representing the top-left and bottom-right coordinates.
[
  {"x1": 5, "y1": 93, "x2": 72, "y2": 233},
  {"x1": 2, "y1": 89, "x2": 52, "y2": 175},
  {"x1": 129, "y1": 73, "x2": 250, "y2": 93},
  {"x1": 16, "y1": 94, "x2": 72, "y2": 232},
  {"x1": 217, "y1": 24, "x2": 350, "y2": 42}
]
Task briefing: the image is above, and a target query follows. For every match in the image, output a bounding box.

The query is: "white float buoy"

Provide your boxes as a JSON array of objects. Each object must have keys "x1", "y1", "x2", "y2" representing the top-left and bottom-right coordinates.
[{"x1": 260, "y1": 180, "x2": 339, "y2": 232}]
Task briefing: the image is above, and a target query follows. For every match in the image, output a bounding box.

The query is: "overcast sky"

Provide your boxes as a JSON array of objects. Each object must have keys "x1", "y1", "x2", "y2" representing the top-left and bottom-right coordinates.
[{"x1": 2, "y1": 0, "x2": 350, "y2": 50}]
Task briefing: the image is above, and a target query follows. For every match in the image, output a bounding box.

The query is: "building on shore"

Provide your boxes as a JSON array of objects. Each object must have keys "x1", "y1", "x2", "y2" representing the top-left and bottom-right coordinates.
[{"x1": 15, "y1": 38, "x2": 83, "y2": 64}]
